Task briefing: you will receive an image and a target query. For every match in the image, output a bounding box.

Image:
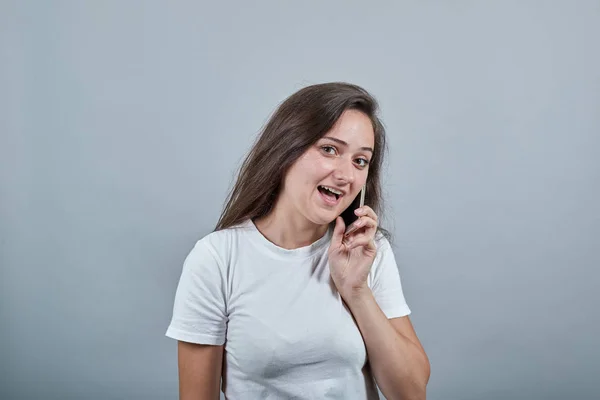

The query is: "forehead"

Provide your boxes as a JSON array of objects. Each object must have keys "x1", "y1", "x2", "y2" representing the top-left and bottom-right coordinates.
[{"x1": 324, "y1": 109, "x2": 375, "y2": 148}]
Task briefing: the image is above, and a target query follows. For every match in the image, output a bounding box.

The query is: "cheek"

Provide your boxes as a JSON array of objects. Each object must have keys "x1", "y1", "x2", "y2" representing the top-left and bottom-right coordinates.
[
  {"x1": 297, "y1": 152, "x2": 331, "y2": 181},
  {"x1": 359, "y1": 172, "x2": 369, "y2": 186},
  {"x1": 304, "y1": 151, "x2": 336, "y2": 175},
  {"x1": 285, "y1": 156, "x2": 320, "y2": 193}
]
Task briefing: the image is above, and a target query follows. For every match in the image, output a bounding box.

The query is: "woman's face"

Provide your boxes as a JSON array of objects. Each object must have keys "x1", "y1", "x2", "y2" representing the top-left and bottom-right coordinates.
[{"x1": 280, "y1": 109, "x2": 375, "y2": 226}]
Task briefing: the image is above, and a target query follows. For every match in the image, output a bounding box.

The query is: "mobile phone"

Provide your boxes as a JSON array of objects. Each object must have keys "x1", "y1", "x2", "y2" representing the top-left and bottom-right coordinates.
[{"x1": 341, "y1": 184, "x2": 366, "y2": 235}]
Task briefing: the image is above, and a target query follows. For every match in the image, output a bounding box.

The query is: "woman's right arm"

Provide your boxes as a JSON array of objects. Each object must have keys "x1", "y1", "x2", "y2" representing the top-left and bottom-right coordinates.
[{"x1": 177, "y1": 341, "x2": 224, "y2": 400}]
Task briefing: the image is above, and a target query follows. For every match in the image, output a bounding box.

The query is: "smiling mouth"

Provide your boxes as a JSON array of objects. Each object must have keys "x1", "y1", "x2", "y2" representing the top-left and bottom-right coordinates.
[{"x1": 317, "y1": 185, "x2": 342, "y2": 201}]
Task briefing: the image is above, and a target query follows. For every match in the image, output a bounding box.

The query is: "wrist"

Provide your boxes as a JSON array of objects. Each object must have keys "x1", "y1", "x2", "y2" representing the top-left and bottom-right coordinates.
[{"x1": 341, "y1": 285, "x2": 373, "y2": 308}]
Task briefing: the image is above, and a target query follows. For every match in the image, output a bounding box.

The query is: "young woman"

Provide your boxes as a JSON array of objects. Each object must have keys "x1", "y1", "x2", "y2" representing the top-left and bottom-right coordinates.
[{"x1": 165, "y1": 82, "x2": 430, "y2": 399}]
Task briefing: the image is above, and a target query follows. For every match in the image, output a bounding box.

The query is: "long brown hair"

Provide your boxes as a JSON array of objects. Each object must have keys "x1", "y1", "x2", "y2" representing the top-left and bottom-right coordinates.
[{"x1": 214, "y1": 82, "x2": 391, "y2": 239}]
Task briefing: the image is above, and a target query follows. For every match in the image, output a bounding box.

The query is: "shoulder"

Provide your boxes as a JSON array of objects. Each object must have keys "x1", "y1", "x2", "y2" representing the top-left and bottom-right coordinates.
[
  {"x1": 369, "y1": 230, "x2": 397, "y2": 275},
  {"x1": 374, "y1": 230, "x2": 393, "y2": 254},
  {"x1": 187, "y1": 219, "x2": 253, "y2": 267}
]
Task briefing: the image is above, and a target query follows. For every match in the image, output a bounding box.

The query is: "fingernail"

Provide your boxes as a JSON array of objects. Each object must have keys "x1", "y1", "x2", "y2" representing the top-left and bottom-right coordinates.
[{"x1": 355, "y1": 208, "x2": 364, "y2": 215}]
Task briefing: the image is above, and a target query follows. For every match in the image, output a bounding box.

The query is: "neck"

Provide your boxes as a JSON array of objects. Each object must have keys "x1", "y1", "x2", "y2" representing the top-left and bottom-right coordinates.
[{"x1": 254, "y1": 201, "x2": 329, "y2": 250}]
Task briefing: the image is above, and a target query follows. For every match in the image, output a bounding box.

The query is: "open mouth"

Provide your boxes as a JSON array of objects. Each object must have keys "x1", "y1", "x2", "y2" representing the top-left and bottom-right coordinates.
[{"x1": 317, "y1": 185, "x2": 342, "y2": 203}]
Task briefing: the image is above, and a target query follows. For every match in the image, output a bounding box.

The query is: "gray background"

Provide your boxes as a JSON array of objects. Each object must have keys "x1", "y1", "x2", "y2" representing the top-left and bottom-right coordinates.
[{"x1": 1, "y1": 1, "x2": 599, "y2": 399}]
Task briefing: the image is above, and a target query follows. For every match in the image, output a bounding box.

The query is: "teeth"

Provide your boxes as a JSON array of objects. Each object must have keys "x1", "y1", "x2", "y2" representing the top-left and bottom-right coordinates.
[{"x1": 320, "y1": 186, "x2": 342, "y2": 195}]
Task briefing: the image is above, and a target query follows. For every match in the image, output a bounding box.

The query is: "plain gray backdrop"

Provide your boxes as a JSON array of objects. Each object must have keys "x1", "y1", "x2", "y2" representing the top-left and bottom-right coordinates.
[{"x1": 1, "y1": 1, "x2": 599, "y2": 399}]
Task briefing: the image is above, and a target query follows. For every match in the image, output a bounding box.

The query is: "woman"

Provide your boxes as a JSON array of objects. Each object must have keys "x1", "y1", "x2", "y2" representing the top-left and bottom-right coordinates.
[{"x1": 165, "y1": 82, "x2": 430, "y2": 399}]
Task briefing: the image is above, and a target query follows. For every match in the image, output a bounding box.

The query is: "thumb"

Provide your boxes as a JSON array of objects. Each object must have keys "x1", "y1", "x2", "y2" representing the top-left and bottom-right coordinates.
[{"x1": 332, "y1": 216, "x2": 346, "y2": 246}]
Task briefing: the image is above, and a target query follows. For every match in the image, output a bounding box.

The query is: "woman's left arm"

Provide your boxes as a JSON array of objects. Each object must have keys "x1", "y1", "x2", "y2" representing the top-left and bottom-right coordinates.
[
  {"x1": 329, "y1": 209, "x2": 430, "y2": 400},
  {"x1": 345, "y1": 289, "x2": 430, "y2": 400}
]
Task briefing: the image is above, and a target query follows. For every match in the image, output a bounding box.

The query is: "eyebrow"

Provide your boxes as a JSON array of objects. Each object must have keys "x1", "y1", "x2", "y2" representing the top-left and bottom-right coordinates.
[{"x1": 321, "y1": 136, "x2": 373, "y2": 154}]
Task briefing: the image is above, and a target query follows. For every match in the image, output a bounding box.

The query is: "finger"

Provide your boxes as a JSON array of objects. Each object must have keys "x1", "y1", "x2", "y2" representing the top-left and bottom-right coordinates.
[
  {"x1": 345, "y1": 216, "x2": 377, "y2": 237},
  {"x1": 354, "y1": 206, "x2": 378, "y2": 223},
  {"x1": 346, "y1": 235, "x2": 377, "y2": 252},
  {"x1": 332, "y1": 216, "x2": 346, "y2": 247},
  {"x1": 344, "y1": 222, "x2": 376, "y2": 245},
  {"x1": 344, "y1": 217, "x2": 365, "y2": 236}
]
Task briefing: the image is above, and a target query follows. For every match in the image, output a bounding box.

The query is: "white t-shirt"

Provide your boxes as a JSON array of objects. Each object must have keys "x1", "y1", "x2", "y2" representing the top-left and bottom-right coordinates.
[{"x1": 165, "y1": 219, "x2": 411, "y2": 399}]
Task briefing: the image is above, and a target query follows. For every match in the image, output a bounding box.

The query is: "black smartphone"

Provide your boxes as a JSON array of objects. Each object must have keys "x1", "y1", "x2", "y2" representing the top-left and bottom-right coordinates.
[{"x1": 340, "y1": 185, "x2": 365, "y2": 234}]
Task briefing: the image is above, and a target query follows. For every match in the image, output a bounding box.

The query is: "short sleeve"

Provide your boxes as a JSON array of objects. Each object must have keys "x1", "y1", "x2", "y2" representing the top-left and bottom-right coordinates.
[
  {"x1": 369, "y1": 235, "x2": 411, "y2": 319},
  {"x1": 165, "y1": 238, "x2": 228, "y2": 345}
]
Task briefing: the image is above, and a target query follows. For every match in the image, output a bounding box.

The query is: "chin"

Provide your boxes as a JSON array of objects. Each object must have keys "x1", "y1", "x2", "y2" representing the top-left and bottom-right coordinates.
[
  {"x1": 310, "y1": 211, "x2": 339, "y2": 226},
  {"x1": 301, "y1": 210, "x2": 327, "y2": 225}
]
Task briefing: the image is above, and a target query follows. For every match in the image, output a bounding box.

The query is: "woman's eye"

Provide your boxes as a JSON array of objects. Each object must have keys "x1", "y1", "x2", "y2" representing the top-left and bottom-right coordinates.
[
  {"x1": 321, "y1": 146, "x2": 336, "y2": 155},
  {"x1": 356, "y1": 158, "x2": 370, "y2": 167}
]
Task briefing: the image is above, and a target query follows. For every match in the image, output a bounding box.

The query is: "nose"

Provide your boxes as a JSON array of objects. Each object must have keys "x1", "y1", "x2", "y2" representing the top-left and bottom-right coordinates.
[{"x1": 332, "y1": 158, "x2": 355, "y2": 185}]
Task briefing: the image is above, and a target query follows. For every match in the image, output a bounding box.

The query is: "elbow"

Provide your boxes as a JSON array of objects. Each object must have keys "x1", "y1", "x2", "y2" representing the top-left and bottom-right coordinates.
[
  {"x1": 409, "y1": 376, "x2": 429, "y2": 400},
  {"x1": 395, "y1": 384, "x2": 427, "y2": 400},
  {"x1": 417, "y1": 347, "x2": 431, "y2": 386},
  {"x1": 387, "y1": 387, "x2": 426, "y2": 400},
  {"x1": 415, "y1": 381, "x2": 428, "y2": 400},
  {"x1": 418, "y1": 361, "x2": 431, "y2": 399},
  {"x1": 415, "y1": 358, "x2": 431, "y2": 398},
  {"x1": 404, "y1": 362, "x2": 431, "y2": 400},
  {"x1": 423, "y1": 357, "x2": 431, "y2": 385},
  {"x1": 386, "y1": 374, "x2": 428, "y2": 400}
]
